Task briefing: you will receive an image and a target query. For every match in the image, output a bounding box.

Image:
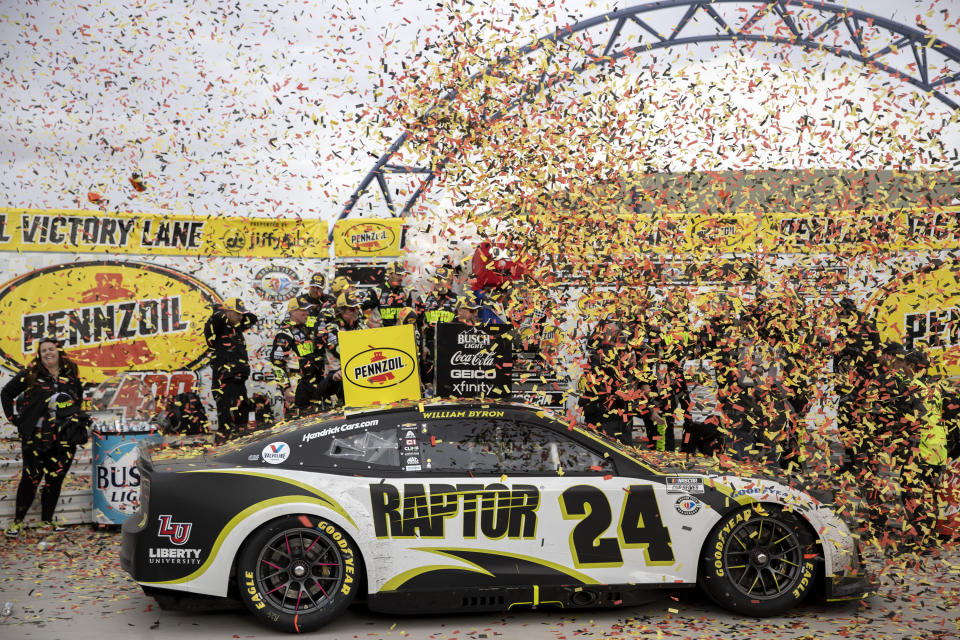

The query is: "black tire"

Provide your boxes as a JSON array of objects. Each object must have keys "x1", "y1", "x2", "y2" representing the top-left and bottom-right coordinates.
[
  {"x1": 236, "y1": 515, "x2": 361, "y2": 633},
  {"x1": 699, "y1": 504, "x2": 820, "y2": 616}
]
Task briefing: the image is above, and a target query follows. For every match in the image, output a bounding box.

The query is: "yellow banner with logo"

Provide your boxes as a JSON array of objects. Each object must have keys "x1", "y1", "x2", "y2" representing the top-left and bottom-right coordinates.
[
  {"x1": 869, "y1": 259, "x2": 960, "y2": 377},
  {"x1": 339, "y1": 324, "x2": 421, "y2": 407},
  {"x1": 332, "y1": 218, "x2": 405, "y2": 257},
  {"x1": 0, "y1": 207, "x2": 328, "y2": 258}
]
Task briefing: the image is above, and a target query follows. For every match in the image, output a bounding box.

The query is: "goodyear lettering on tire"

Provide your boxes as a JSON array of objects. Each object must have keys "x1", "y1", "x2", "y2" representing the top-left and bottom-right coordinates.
[{"x1": 317, "y1": 520, "x2": 354, "y2": 596}]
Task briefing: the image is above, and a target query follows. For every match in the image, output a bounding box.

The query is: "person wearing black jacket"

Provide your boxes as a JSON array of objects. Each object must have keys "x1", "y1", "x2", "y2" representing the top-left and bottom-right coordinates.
[
  {"x1": 204, "y1": 298, "x2": 258, "y2": 443},
  {"x1": 578, "y1": 319, "x2": 636, "y2": 445},
  {"x1": 271, "y1": 298, "x2": 324, "y2": 418},
  {"x1": 2, "y1": 337, "x2": 84, "y2": 537}
]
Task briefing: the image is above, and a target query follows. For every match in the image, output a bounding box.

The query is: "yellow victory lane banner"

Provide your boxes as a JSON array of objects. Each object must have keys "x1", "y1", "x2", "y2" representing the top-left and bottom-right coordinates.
[
  {"x1": 760, "y1": 207, "x2": 960, "y2": 253},
  {"x1": 0, "y1": 207, "x2": 328, "y2": 258},
  {"x1": 332, "y1": 218, "x2": 405, "y2": 258},
  {"x1": 868, "y1": 259, "x2": 960, "y2": 377},
  {"x1": 339, "y1": 324, "x2": 421, "y2": 407}
]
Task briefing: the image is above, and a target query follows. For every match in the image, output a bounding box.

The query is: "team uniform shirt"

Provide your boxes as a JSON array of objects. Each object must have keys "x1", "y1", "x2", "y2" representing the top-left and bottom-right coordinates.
[
  {"x1": 378, "y1": 285, "x2": 413, "y2": 326},
  {"x1": 322, "y1": 316, "x2": 368, "y2": 374},
  {"x1": 270, "y1": 320, "x2": 324, "y2": 390},
  {"x1": 203, "y1": 311, "x2": 258, "y2": 382}
]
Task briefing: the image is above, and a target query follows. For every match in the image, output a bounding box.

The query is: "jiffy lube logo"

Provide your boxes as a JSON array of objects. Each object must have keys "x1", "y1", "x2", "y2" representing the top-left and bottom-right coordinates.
[
  {"x1": 261, "y1": 441, "x2": 290, "y2": 464},
  {"x1": 346, "y1": 222, "x2": 395, "y2": 253},
  {"x1": 0, "y1": 261, "x2": 219, "y2": 382},
  {"x1": 345, "y1": 347, "x2": 416, "y2": 389},
  {"x1": 868, "y1": 259, "x2": 960, "y2": 376}
]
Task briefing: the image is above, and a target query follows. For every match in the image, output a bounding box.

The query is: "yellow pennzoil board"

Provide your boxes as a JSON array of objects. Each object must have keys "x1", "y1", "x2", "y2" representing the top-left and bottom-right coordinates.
[{"x1": 338, "y1": 324, "x2": 421, "y2": 406}]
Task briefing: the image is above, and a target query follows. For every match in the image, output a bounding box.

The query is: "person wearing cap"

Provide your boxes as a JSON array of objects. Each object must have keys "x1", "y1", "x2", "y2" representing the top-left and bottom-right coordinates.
[
  {"x1": 2, "y1": 336, "x2": 85, "y2": 536},
  {"x1": 418, "y1": 265, "x2": 458, "y2": 382},
  {"x1": 204, "y1": 298, "x2": 258, "y2": 443},
  {"x1": 317, "y1": 291, "x2": 367, "y2": 404},
  {"x1": 378, "y1": 262, "x2": 413, "y2": 327},
  {"x1": 298, "y1": 271, "x2": 335, "y2": 329},
  {"x1": 454, "y1": 291, "x2": 482, "y2": 325},
  {"x1": 271, "y1": 298, "x2": 325, "y2": 418}
]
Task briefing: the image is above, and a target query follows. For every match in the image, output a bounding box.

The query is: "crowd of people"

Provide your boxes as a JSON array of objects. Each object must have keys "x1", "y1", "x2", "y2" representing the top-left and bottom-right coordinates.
[
  {"x1": 577, "y1": 286, "x2": 958, "y2": 545},
  {"x1": 3, "y1": 255, "x2": 957, "y2": 547},
  {"x1": 202, "y1": 262, "x2": 493, "y2": 442}
]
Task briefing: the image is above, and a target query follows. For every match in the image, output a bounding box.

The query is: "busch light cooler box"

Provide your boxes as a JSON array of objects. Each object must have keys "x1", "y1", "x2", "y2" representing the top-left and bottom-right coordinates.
[{"x1": 91, "y1": 410, "x2": 162, "y2": 525}]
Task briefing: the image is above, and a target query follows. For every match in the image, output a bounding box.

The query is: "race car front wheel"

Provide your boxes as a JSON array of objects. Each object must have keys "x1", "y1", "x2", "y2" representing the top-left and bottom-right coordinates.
[
  {"x1": 699, "y1": 504, "x2": 820, "y2": 616},
  {"x1": 236, "y1": 515, "x2": 361, "y2": 633}
]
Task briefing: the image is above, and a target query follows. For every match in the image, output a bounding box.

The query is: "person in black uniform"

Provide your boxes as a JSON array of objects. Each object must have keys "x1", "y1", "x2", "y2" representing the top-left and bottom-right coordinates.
[
  {"x1": 378, "y1": 262, "x2": 413, "y2": 327},
  {"x1": 2, "y1": 337, "x2": 84, "y2": 536},
  {"x1": 316, "y1": 291, "x2": 366, "y2": 405},
  {"x1": 418, "y1": 265, "x2": 457, "y2": 383},
  {"x1": 271, "y1": 298, "x2": 325, "y2": 418},
  {"x1": 578, "y1": 319, "x2": 635, "y2": 445},
  {"x1": 204, "y1": 298, "x2": 257, "y2": 443},
  {"x1": 298, "y1": 271, "x2": 334, "y2": 331}
]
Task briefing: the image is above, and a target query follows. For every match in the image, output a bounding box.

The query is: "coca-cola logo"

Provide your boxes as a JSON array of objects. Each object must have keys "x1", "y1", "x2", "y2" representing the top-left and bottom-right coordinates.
[{"x1": 449, "y1": 349, "x2": 497, "y2": 367}]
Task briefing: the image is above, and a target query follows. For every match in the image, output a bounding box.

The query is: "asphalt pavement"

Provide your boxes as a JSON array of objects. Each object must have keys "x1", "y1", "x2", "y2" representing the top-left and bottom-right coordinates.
[{"x1": 0, "y1": 527, "x2": 958, "y2": 640}]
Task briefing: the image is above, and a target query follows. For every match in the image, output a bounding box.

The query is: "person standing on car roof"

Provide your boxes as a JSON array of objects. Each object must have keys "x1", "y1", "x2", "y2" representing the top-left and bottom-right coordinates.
[
  {"x1": 418, "y1": 265, "x2": 458, "y2": 383},
  {"x1": 317, "y1": 291, "x2": 367, "y2": 405},
  {"x1": 204, "y1": 298, "x2": 257, "y2": 443},
  {"x1": 2, "y1": 337, "x2": 85, "y2": 537},
  {"x1": 378, "y1": 262, "x2": 413, "y2": 327},
  {"x1": 271, "y1": 298, "x2": 326, "y2": 418}
]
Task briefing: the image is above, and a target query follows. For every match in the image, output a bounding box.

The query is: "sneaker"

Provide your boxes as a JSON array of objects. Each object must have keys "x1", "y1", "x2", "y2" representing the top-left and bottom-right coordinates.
[
  {"x1": 4, "y1": 520, "x2": 23, "y2": 538},
  {"x1": 36, "y1": 520, "x2": 66, "y2": 534}
]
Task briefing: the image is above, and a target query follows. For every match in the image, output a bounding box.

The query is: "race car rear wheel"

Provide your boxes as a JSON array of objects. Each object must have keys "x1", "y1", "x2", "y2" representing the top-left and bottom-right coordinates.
[
  {"x1": 699, "y1": 504, "x2": 819, "y2": 616},
  {"x1": 236, "y1": 515, "x2": 361, "y2": 633}
]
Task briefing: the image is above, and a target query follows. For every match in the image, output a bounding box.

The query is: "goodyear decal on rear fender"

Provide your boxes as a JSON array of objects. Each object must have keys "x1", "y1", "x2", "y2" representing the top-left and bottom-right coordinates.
[
  {"x1": 345, "y1": 347, "x2": 416, "y2": 389},
  {"x1": 0, "y1": 261, "x2": 218, "y2": 381}
]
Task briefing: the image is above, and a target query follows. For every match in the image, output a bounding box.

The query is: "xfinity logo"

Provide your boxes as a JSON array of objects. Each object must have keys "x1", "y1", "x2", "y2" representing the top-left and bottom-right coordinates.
[{"x1": 157, "y1": 515, "x2": 192, "y2": 545}]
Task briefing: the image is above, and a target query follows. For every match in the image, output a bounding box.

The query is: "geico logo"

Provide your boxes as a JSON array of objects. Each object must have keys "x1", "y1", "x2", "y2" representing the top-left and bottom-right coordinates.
[
  {"x1": 22, "y1": 296, "x2": 189, "y2": 353},
  {"x1": 252, "y1": 371, "x2": 278, "y2": 382},
  {"x1": 450, "y1": 369, "x2": 496, "y2": 379},
  {"x1": 370, "y1": 483, "x2": 540, "y2": 540},
  {"x1": 904, "y1": 306, "x2": 960, "y2": 350}
]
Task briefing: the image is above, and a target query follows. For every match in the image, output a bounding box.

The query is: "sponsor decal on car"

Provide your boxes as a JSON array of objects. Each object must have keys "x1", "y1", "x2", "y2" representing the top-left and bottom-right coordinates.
[
  {"x1": 675, "y1": 495, "x2": 702, "y2": 516},
  {"x1": 157, "y1": 515, "x2": 193, "y2": 545},
  {"x1": 261, "y1": 442, "x2": 290, "y2": 465},
  {"x1": 666, "y1": 476, "x2": 704, "y2": 494},
  {"x1": 370, "y1": 483, "x2": 540, "y2": 539},
  {"x1": 302, "y1": 419, "x2": 380, "y2": 443}
]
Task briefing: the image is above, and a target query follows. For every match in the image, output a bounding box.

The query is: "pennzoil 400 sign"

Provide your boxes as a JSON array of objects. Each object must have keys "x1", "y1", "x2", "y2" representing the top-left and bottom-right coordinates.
[{"x1": 0, "y1": 261, "x2": 220, "y2": 382}]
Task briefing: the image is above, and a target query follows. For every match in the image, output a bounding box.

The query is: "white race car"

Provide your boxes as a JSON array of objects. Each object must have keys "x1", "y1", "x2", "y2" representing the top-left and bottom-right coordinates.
[{"x1": 121, "y1": 401, "x2": 871, "y2": 633}]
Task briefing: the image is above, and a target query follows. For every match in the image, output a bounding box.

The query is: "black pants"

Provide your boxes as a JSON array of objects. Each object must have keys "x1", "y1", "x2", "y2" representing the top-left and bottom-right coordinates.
[
  {"x1": 16, "y1": 439, "x2": 76, "y2": 521},
  {"x1": 294, "y1": 368, "x2": 327, "y2": 417},
  {"x1": 213, "y1": 377, "x2": 248, "y2": 442}
]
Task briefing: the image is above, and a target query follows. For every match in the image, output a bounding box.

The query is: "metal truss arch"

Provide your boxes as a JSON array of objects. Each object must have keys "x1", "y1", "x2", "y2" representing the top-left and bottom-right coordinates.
[{"x1": 337, "y1": 0, "x2": 960, "y2": 229}]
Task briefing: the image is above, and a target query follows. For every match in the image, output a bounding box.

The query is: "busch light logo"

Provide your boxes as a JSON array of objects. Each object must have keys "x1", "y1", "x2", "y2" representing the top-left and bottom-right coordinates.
[
  {"x1": 262, "y1": 441, "x2": 290, "y2": 464},
  {"x1": 157, "y1": 515, "x2": 193, "y2": 545}
]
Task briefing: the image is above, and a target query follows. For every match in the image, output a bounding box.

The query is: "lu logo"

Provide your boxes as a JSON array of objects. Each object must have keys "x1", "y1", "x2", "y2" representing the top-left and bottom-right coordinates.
[{"x1": 157, "y1": 514, "x2": 193, "y2": 545}]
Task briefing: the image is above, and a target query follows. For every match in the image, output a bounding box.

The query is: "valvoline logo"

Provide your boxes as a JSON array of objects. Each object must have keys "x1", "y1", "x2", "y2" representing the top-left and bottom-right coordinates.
[
  {"x1": 261, "y1": 441, "x2": 290, "y2": 465},
  {"x1": 346, "y1": 222, "x2": 395, "y2": 253},
  {"x1": 0, "y1": 261, "x2": 219, "y2": 382},
  {"x1": 345, "y1": 347, "x2": 415, "y2": 389}
]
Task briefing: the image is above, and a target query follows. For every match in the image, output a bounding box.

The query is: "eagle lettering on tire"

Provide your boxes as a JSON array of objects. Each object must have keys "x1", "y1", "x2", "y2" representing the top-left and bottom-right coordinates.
[
  {"x1": 699, "y1": 504, "x2": 820, "y2": 616},
  {"x1": 236, "y1": 515, "x2": 361, "y2": 633}
]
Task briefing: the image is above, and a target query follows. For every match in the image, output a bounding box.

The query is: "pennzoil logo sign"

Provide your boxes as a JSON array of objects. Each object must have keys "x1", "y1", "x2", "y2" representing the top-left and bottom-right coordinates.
[
  {"x1": 345, "y1": 347, "x2": 416, "y2": 389},
  {"x1": 0, "y1": 261, "x2": 219, "y2": 382},
  {"x1": 869, "y1": 259, "x2": 960, "y2": 376},
  {"x1": 346, "y1": 222, "x2": 395, "y2": 253}
]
